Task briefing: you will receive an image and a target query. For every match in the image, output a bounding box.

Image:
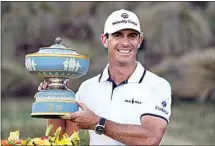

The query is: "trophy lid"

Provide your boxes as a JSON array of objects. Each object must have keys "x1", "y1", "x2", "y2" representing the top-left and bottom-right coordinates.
[
  {"x1": 26, "y1": 37, "x2": 89, "y2": 59},
  {"x1": 49, "y1": 37, "x2": 67, "y2": 49},
  {"x1": 25, "y1": 37, "x2": 89, "y2": 79},
  {"x1": 41, "y1": 37, "x2": 75, "y2": 50},
  {"x1": 40, "y1": 37, "x2": 76, "y2": 50}
]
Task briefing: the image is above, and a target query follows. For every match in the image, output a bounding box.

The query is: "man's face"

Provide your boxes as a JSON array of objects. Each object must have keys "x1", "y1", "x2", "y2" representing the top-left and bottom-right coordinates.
[{"x1": 101, "y1": 29, "x2": 143, "y2": 66}]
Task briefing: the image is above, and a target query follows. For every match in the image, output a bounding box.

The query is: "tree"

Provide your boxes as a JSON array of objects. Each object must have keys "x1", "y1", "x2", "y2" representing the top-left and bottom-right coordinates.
[{"x1": 136, "y1": 2, "x2": 213, "y2": 57}]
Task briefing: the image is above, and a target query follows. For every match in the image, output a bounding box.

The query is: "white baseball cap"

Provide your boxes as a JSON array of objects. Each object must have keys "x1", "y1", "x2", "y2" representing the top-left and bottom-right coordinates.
[{"x1": 104, "y1": 9, "x2": 142, "y2": 34}]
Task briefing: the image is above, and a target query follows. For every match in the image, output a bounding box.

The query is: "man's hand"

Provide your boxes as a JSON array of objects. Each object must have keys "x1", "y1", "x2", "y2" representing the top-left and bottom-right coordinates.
[
  {"x1": 61, "y1": 101, "x2": 100, "y2": 130},
  {"x1": 37, "y1": 79, "x2": 70, "y2": 91},
  {"x1": 38, "y1": 80, "x2": 49, "y2": 91}
]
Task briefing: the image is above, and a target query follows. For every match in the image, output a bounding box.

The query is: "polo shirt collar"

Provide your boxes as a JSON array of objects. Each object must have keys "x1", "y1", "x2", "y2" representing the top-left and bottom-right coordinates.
[{"x1": 99, "y1": 61, "x2": 146, "y2": 83}]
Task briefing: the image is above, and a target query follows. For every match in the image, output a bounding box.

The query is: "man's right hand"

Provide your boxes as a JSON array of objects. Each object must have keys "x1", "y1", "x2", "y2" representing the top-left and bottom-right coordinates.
[
  {"x1": 38, "y1": 80, "x2": 49, "y2": 91},
  {"x1": 37, "y1": 79, "x2": 70, "y2": 91}
]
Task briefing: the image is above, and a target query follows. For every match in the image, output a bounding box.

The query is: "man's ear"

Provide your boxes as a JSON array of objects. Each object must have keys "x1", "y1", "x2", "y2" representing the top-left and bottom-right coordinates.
[
  {"x1": 101, "y1": 34, "x2": 108, "y2": 48},
  {"x1": 138, "y1": 34, "x2": 143, "y2": 49}
]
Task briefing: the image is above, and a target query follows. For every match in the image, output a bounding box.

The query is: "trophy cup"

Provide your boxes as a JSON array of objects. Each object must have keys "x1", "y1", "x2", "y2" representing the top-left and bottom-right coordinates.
[{"x1": 25, "y1": 37, "x2": 89, "y2": 119}]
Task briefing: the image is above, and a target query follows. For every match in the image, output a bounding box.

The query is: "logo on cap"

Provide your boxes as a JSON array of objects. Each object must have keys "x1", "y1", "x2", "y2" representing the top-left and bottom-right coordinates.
[{"x1": 121, "y1": 13, "x2": 129, "y2": 19}]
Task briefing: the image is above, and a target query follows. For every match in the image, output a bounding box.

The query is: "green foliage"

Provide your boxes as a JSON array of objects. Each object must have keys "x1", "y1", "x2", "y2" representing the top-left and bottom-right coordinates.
[
  {"x1": 150, "y1": 48, "x2": 215, "y2": 101},
  {"x1": 1, "y1": 98, "x2": 46, "y2": 139},
  {"x1": 136, "y1": 2, "x2": 213, "y2": 56},
  {"x1": 1, "y1": 58, "x2": 39, "y2": 97},
  {"x1": 1, "y1": 98, "x2": 90, "y2": 145},
  {"x1": 2, "y1": 98, "x2": 214, "y2": 144},
  {"x1": 39, "y1": 2, "x2": 53, "y2": 12},
  {"x1": 205, "y1": 2, "x2": 215, "y2": 30}
]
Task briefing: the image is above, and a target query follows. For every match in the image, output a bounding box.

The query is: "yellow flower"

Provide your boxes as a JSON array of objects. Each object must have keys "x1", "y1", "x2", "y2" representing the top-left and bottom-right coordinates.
[
  {"x1": 26, "y1": 140, "x2": 33, "y2": 146},
  {"x1": 55, "y1": 138, "x2": 72, "y2": 145},
  {"x1": 54, "y1": 131, "x2": 80, "y2": 146},
  {"x1": 31, "y1": 138, "x2": 51, "y2": 145},
  {"x1": 70, "y1": 131, "x2": 80, "y2": 145},
  {"x1": 8, "y1": 130, "x2": 19, "y2": 142},
  {"x1": 21, "y1": 140, "x2": 26, "y2": 145},
  {"x1": 3, "y1": 125, "x2": 81, "y2": 146},
  {"x1": 62, "y1": 133, "x2": 69, "y2": 139}
]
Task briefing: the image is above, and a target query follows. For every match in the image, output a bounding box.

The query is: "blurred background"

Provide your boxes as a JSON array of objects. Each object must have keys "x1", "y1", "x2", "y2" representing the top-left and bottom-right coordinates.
[{"x1": 1, "y1": 1, "x2": 215, "y2": 145}]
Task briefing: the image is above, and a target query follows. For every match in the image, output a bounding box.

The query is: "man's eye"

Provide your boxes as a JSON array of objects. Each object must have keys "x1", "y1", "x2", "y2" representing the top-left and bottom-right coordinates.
[
  {"x1": 113, "y1": 34, "x2": 120, "y2": 37},
  {"x1": 129, "y1": 34, "x2": 138, "y2": 38},
  {"x1": 113, "y1": 33, "x2": 121, "y2": 37}
]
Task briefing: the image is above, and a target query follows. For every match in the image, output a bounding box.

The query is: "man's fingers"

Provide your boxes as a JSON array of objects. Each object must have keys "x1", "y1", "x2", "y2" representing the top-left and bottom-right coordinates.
[
  {"x1": 61, "y1": 112, "x2": 77, "y2": 120},
  {"x1": 38, "y1": 82, "x2": 43, "y2": 91},
  {"x1": 64, "y1": 79, "x2": 70, "y2": 87},
  {"x1": 76, "y1": 101, "x2": 88, "y2": 110},
  {"x1": 42, "y1": 81, "x2": 48, "y2": 89},
  {"x1": 60, "y1": 113, "x2": 73, "y2": 119},
  {"x1": 38, "y1": 81, "x2": 49, "y2": 91}
]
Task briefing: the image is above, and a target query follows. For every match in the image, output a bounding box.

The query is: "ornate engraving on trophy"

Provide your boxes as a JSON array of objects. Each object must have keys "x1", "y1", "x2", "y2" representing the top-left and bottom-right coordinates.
[
  {"x1": 43, "y1": 72, "x2": 48, "y2": 76},
  {"x1": 25, "y1": 58, "x2": 37, "y2": 71},
  {"x1": 56, "y1": 105, "x2": 63, "y2": 111},
  {"x1": 47, "y1": 104, "x2": 54, "y2": 112},
  {"x1": 63, "y1": 58, "x2": 81, "y2": 71}
]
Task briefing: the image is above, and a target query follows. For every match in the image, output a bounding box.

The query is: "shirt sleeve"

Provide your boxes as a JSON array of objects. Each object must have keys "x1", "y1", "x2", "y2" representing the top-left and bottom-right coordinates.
[
  {"x1": 139, "y1": 79, "x2": 172, "y2": 123},
  {"x1": 75, "y1": 82, "x2": 85, "y2": 111},
  {"x1": 75, "y1": 88, "x2": 81, "y2": 101},
  {"x1": 75, "y1": 81, "x2": 86, "y2": 101}
]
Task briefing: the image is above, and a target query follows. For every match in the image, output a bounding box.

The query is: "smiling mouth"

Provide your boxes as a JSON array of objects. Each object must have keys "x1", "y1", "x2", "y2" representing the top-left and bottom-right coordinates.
[{"x1": 117, "y1": 49, "x2": 132, "y2": 54}]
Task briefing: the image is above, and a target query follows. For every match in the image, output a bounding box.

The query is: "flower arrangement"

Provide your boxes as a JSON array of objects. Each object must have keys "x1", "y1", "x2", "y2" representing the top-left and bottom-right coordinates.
[{"x1": 1, "y1": 124, "x2": 81, "y2": 146}]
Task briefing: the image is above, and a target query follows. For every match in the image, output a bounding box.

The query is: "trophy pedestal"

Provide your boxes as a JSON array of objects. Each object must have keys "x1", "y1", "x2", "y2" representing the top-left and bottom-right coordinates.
[
  {"x1": 31, "y1": 89, "x2": 78, "y2": 119},
  {"x1": 30, "y1": 78, "x2": 78, "y2": 119}
]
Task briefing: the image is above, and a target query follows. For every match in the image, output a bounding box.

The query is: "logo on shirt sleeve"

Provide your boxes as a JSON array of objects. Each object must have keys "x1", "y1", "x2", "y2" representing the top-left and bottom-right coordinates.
[
  {"x1": 162, "y1": 101, "x2": 167, "y2": 107},
  {"x1": 155, "y1": 101, "x2": 169, "y2": 115}
]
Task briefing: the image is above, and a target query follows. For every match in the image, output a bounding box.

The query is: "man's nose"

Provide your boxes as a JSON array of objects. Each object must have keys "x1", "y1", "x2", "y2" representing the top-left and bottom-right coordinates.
[{"x1": 120, "y1": 37, "x2": 130, "y2": 47}]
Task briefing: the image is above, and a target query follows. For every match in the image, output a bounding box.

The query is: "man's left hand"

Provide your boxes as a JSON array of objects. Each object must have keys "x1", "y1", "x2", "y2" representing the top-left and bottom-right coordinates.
[{"x1": 61, "y1": 101, "x2": 100, "y2": 130}]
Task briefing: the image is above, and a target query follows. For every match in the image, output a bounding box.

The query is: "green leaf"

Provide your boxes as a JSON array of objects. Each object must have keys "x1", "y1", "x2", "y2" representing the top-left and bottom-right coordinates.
[
  {"x1": 8, "y1": 140, "x2": 16, "y2": 146},
  {"x1": 45, "y1": 124, "x2": 53, "y2": 136},
  {"x1": 25, "y1": 137, "x2": 32, "y2": 146},
  {"x1": 54, "y1": 127, "x2": 61, "y2": 142}
]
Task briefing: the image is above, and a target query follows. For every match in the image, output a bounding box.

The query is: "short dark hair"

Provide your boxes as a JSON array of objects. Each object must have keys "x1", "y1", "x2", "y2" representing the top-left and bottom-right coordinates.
[
  {"x1": 105, "y1": 31, "x2": 141, "y2": 39},
  {"x1": 105, "y1": 33, "x2": 109, "y2": 39}
]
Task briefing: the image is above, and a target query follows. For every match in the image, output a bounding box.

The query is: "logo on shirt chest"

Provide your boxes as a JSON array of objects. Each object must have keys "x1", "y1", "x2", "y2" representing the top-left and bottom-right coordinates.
[{"x1": 124, "y1": 98, "x2": 142, "y2": 104}]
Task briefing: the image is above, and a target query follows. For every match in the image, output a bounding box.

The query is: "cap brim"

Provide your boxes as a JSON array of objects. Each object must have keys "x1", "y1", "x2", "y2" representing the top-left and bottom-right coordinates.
[
  {"x1": 106, "y1": 24, "x2": 142, "y2": 35},
  {"x1": 111, "y1": 29, "x2": 142, "y2": 35}
]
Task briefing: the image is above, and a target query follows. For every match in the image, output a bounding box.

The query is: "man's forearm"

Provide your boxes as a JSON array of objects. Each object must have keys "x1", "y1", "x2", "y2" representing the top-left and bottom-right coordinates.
[{"x1": 104, "y1": 120, "x2": 159, "y2": 145}]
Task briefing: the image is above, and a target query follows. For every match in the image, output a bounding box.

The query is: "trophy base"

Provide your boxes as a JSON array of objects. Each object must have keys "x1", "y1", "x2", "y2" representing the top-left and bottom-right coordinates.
[
  {"x1": 31, "y1": 112, "x2": 69, "y2": 119},
  {"x1": 32, "y1": 89, "x2": 78, "y2": 119}
]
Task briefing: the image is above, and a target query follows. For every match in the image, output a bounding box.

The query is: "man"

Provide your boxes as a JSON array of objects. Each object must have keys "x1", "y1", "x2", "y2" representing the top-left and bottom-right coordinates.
[{"x1": 39, "y1": 9, "x2": 172, "y2": 145}]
